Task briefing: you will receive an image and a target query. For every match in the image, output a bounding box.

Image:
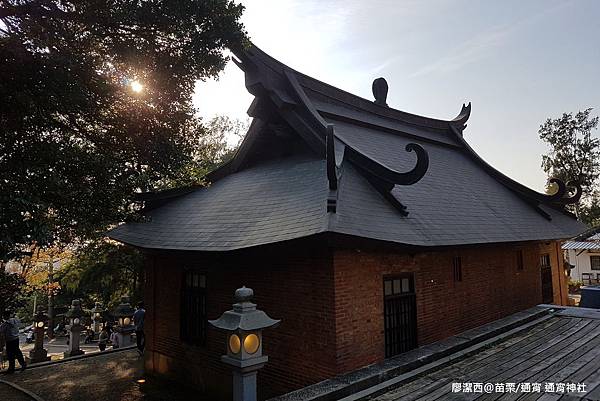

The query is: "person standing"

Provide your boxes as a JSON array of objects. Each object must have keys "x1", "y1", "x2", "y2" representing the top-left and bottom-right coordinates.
[
  {"x1": 0, "y1": 310, "x2": 27, "y2": 373},
  {"x1": 98, "y1": 326, "x2": 109, "y2": 351},
  {"x1": 132, "y1": 301, "x2": 145, "y2": 355},
  {"x1": 109, "y1": 329, "x2": 119, "y2": 349}
]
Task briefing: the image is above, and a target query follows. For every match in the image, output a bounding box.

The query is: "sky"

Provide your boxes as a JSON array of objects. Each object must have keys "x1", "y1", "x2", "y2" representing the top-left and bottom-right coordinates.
[{"x1": 193, "y1": 0, "x2": 600, "y2": 192}]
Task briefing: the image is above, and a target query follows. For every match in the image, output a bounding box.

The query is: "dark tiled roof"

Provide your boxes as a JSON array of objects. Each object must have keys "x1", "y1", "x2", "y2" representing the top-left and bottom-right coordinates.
[
  {"x1": 109, "y1": 157, "x2": 328, "y2": 251},
  {"x1": 331, "y1": 136, "x2": 583, "y2": 247},
  {"x1": 108, "y1": 45, "x2": 586, "y2": 251}
]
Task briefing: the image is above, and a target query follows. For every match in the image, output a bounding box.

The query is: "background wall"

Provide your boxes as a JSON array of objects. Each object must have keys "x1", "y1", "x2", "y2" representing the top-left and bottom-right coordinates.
[{"x1": 567, "y1": 248, "x2": 600, "y2": 282}]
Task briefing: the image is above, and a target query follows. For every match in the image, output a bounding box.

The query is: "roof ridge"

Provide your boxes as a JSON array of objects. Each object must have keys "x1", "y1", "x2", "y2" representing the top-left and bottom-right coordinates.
[{"x1": 235, "y1": 43, "x2": 470, "y2": 131}]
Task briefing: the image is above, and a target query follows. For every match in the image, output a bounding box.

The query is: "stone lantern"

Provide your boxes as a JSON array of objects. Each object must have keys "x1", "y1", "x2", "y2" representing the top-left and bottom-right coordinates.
[
  {"x1": 209, "y1": 286, "x2": 280, "y2": 401},
  {"x1": 29, "y1": 306, "x2": 50, "y2": 363},
  {"x1": 91, "y1": 302, "x2": 105, "y2": 334},
  {"x1": 64, "y1": 299, "x2": 86, "y2": 357},
  {"x1": 112, "y1": 295, "x2": 135, "y2": 347}
]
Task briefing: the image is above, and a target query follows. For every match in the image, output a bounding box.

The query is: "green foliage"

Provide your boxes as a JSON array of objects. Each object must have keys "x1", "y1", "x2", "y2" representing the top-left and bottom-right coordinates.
[
  {"x1": 0, "y1": 269, "x2": 27, "y2": 313},
  {"x1": 0, "y1": 0, "x2": 246, "y2": 259},
  {"x1": 153, "y1": 115, "x2": 248, "y2": 190},
  {"x1": 50, "y1": 117, "x2": 245, "y2": 309},
  {"x1": 202, "y1": 116, "x2": 247, "y2": 169},
  {"x1": 56, "y1": 241, "x2": 144, "y2": 309},
  {"x1": 579, "y1": 191, "x2": 600, "y2": 227},
  {"x1": 567, "y1": 279, "x2": 582, "y2": 294},
  {"x1": 539, "y1": 109, "x2": 600, "y2": 221}
]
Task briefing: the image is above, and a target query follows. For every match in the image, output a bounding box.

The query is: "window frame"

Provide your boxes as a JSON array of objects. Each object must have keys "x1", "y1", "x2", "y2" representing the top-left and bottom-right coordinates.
[
  {"x1": 540, "y1": 253, "x2": 551, "y2": 268},
  {"x1": 590, "y1": 255, "x2": 600, "y2": 271},
  {"x1": 516, "y1": 250, "x2": 524, "y2": 271},
  {"x1": 383, "y1": 274, "x2": 415, "y2": 298},
  {"x1": 180, "y1": 270, "x2": 207, "y2": 346},
  {"x1": 453, "y1": 256, "x2": 463, "y2": 282}
]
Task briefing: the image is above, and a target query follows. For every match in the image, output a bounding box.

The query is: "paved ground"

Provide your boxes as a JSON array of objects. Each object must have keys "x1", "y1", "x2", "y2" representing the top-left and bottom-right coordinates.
[
  {"x1": 368, "y1": 313, "x2": 600, "y2": 401},
  {"x1": 0, "y1": 381, "x2": 36, "y2": 401},
  {"x1": 2, "y1": 349, "x2": 201, "y2": 401},
  {"x1": 1, "y1": 336, "x2": 115, "y2": 371},
  {"x1": 4, "y1": 307, "x2": 600, "y2": 401}
]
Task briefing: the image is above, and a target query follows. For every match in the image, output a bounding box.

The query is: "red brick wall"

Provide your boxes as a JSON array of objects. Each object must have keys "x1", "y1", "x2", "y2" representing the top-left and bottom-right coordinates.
[
  {"x1": 142, "y1": 239, "x2": 565, "y2": 398},
  {"x1": 332, "y1": 241, "x2": 563, "y2": 374},
  {"x1": 143, "y1": 244, "x2": 337, "y2": 399}
]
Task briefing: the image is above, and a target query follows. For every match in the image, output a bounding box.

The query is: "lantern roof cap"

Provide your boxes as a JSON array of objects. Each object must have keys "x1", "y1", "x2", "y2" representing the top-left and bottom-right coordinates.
[
  {"x1": 65, "y1": 299, "x2": 86, "y2": 318},
  {"x1": 34, "y1": 306, "x2": 48, "y2": 321},
  {"x1": 112, "y1": 295, "x2": 135, "y2": 317},
  {"x1": 209, "y1": 287, "x2": 280, "y2": 332},
  {"x1": 91, "y1": 302, "x2": 104, "y2": 313},
  {"x1": 235, "y1": 286, "x2": 254, "y2": 302}
]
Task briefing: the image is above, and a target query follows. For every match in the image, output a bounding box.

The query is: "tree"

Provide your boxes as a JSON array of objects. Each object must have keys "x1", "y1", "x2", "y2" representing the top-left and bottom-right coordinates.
[
  {"x1": 152, "y1": 115, "x2": 248, "y2": 190},
  {"x1": 0, "y1": 269, "x2": 27, "y2": 313},
  {"x1": 54, "y1": 115, "x2": 245, "y2": 309},
  {"x1": 579, "y1": 191, "x2": 600, "y2": 227},
  {"x1": 56, "y1": 241, "x2": 143, "y2": 309},
  {"x1": 539, "y1": 109, "x2": 600, "y2": 220},
  {"x1": 0, "y1": 1, "x2": 246, "y2": 260}
]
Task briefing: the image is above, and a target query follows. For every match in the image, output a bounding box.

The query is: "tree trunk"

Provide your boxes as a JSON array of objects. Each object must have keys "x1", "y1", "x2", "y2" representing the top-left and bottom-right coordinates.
[{"x1": 47, "y1": 261, "x2": 54, "y2": 339}]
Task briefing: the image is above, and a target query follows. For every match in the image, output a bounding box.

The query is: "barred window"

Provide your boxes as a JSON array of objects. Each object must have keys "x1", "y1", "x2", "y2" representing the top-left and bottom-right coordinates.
[
  {"x1": 453, "y1": 256, "x2": 462, "y2": 282},
  {"x1": 591, "y1": 256, "x2": 600, "y2": 271},
  {"x1": 540, "y1": 254, "x2": 551, "y2": 268},
  {"x1": 180, "y1": 271, "x2": 206, "y2": 345},
  {"x1": 517, "y1": 250, "x2": 524, "y2": 271}
]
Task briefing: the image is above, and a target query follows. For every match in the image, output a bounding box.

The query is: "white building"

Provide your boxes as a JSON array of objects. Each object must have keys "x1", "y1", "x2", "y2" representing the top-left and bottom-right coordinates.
[{"x1": 563, "y1": 232, "x2": 600, "y2": 284}]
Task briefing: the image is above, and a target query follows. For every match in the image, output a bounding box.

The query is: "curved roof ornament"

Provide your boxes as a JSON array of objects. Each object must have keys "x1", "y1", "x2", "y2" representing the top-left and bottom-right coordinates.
[
  {"x1": 546, "y1": 178, "x2": 567, "y2": 202},
  {"x1": 372, "y1": 78, "x2": 389, "y2": 107},
  {"x1": 344, "y1": 143, "x2": 428, "y2": 217},
  {"x1": 565, "y1": 181, "x2": 583, "y2": 204},
  {"x1": 545, "y1": 179, "x2": 582, "y2": 205},
  {"x1": 451, "y1": 102, "x2": 472, "y2": 130},
  {"x1": 346, "y1": 143, "x2": 429, "y2": 186}
]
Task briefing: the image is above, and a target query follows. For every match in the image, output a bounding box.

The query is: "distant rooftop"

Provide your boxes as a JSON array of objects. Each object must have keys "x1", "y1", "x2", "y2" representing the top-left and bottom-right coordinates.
[{"x1": 563, "y1": 241, "x2": 600, "y2": 250}]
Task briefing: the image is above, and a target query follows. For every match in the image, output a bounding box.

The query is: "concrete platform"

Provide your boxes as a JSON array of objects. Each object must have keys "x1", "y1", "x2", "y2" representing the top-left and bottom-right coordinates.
[
  {"x1": 270, "y1": 306, "x2": 557, "y2": 401},
  {"x1": 366, "y1": 308, "x2": 600, "y2": 401}
]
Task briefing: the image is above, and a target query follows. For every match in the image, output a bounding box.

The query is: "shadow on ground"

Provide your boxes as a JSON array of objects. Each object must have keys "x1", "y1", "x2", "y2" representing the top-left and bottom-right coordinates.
[{"x1": 3, "y1": 349, "x2": 206, "y2": 401}]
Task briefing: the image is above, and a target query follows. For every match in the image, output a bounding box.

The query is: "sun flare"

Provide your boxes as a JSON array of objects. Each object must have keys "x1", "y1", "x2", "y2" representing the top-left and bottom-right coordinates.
[{"x1": 130, "y1": 80, "x2": 144, "y2": 93}]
